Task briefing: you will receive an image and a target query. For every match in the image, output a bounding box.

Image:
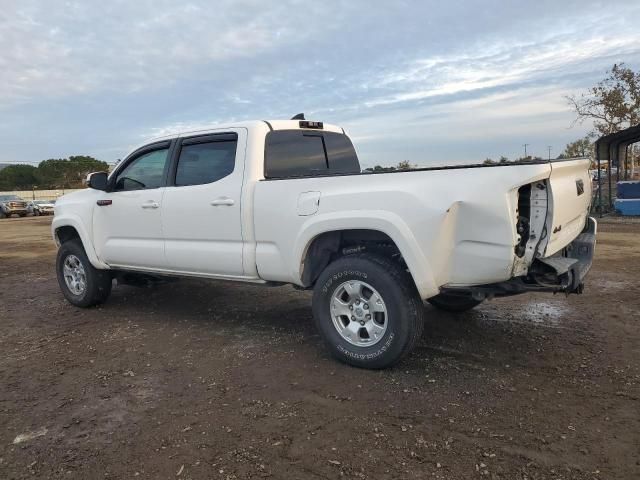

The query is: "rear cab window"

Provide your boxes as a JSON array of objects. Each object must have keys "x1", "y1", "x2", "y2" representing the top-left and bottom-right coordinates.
[
  {"x1": 264, "y1": 130, "x2": 360, "y2": 178},
  {"x1": 174, "y1": 134, "x2": 238, "y2": 187}
]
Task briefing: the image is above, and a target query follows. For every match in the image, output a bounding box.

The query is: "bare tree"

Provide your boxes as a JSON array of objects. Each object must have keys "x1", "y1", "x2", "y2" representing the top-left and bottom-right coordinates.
[
  {"x1": 396, "y1": 161, "x2": 413, "y2": 171},
  {"x1": 567, "y1": 63, "x2": 640, "y2": 136}
]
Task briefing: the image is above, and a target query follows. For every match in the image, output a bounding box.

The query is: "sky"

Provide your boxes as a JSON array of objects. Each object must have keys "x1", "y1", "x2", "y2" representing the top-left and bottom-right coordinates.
[{"x1": 1, "y1": 0, "x2": 640, "y2": 168}]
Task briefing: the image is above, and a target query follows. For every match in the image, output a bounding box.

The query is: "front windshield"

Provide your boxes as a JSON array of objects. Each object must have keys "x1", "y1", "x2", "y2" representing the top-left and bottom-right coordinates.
[{"x1": 0, "y1": 195, "x2": 23, "y2": 201}]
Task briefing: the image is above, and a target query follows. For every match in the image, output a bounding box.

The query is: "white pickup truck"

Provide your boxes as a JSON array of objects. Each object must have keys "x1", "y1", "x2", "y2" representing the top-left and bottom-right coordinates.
[{"x1": 52, "y1": 117, "x2": 596, "y2": 368}]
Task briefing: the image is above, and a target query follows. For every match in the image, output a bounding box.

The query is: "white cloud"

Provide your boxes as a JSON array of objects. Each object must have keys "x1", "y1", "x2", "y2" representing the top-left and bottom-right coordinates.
[
  {"x1": 0, "y1": 0, "x2": 344, "y2": 108},
  {"x1": 364, "y1": 34, "x2": 640, "y2": 108},
  {"x1": 343, "y1": 84, "x2": 594, "y2": 167}
]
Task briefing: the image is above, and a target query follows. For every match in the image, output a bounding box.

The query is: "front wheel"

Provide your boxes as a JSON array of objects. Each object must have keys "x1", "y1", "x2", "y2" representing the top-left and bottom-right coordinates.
[
  {"x1": 312, "y1": 253, "x2": 424, "y2": 369},
  {"x1": 56, "y1": 239, "x2": 113, "y2": 307},
  {"x1": 428, "y1": 293, "x2": 483, "y2": 312}
]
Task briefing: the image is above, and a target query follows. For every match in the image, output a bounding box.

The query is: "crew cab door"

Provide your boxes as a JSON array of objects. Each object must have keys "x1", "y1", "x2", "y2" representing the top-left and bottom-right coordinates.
[
  {"x1": 545, "y1": 158, "x2": 592, "y2": 256},
  {"x1": 92, "y1": 142, "x2": 171, "y2": 269},
  {"x1": 161, "y1": 130, "x2": 246, "y2": 276}
]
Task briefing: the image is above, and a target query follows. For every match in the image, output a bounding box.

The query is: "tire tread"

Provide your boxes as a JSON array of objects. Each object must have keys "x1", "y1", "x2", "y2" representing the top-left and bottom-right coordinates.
[
  {"x1": 57, "y1": 239, "x2": 112, "y2": 307},
  {"x1": 313, "y1": 252, "x2": 424, "y2": 368},
  {"x1": 428, "y1": 293, "x2": 483, "y2": 313}
]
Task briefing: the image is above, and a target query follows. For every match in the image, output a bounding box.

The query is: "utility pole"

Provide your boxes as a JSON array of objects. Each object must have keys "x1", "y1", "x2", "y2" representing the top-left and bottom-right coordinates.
[
  {"x1": 547, "y1": 146, "x2": 552, "y2": 161},
  {"x1": 523, "y1": 144, "x2": 529, "y2": 159}
]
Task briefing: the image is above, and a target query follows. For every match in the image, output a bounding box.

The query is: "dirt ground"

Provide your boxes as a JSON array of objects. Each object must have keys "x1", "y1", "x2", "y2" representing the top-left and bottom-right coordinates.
[{"x1": 0, "y1": 217, "x2": 638, "y2": 480}]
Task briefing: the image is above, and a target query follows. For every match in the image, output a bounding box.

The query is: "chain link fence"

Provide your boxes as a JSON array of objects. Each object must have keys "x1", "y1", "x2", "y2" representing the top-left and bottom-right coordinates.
[{"x1": 0, "y1": 189, "x2": 83, "y2": 202}]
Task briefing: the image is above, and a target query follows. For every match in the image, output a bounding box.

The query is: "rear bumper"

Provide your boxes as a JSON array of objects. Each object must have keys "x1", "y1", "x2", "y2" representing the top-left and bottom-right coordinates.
[
  {"x1": 441, "y1": 217, "x2": 597, "y2": 298},
  {"x1": 564, "y1": 216, "x2": 596, "y2": 290}
]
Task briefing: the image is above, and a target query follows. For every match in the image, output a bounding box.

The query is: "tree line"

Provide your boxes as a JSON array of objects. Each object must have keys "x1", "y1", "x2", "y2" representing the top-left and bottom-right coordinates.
[{"x1": 0, "y1": 156, "x2": 109, "y2": 191}]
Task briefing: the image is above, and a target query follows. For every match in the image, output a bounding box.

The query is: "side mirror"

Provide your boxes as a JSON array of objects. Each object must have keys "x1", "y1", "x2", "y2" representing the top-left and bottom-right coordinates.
[{"x1": 86, "y1": 172, "x2": 108, "y2": 191}]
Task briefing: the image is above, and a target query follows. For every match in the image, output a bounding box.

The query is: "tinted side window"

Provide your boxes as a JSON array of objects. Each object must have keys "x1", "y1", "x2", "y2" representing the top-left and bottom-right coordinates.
[
  {"x1": 265, "y1": 131, "x2": 327, "y2": 178},
  {"x1": 175, "y1": 139, "x2": 237, "y2": 187},
  {"x1": 114, "y1": 148, "x2": 169, "y2": 191},
  {"x1": 264, "y1": 130, "x2": 360, "y2": 178},
  {"x1": 324, "y1": 132, "x2": 360, "y2": 174}
]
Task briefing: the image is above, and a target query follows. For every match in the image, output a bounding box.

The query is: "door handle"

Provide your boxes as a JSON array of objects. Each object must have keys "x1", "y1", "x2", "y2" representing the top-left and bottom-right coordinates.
[
  {"x1": 210, "y1": 197, "x2": 235, "y2": 206},
  {"x1": 141, "y1": 201, "x2": 160, "y2": 209}
]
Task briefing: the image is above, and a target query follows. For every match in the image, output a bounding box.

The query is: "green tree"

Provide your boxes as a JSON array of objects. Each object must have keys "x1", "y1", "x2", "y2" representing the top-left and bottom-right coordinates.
[
  {"x1": 37, "y1": 156, "x2": 108, "y2": 189},
  {"x1": 0, "y1": 164, "x2": 39, "y2": 190},
  {"x1": 364, "y1": 161, "x2": 417, "y2": 172},
  {"x1": 561, "y1": 137, "x2": 593, "y2": 159},
  {"x1": 567, "y1": 63, "x2": 640, "y2": 136},
  {"x1": 363, "y1": 165, "x2": 397, "y2": 173}
]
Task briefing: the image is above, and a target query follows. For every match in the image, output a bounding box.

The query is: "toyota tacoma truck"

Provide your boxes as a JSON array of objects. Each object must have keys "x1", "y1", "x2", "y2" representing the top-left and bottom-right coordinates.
[{"x1": 52, "y1": 117, "x2": 596, "y2": 368}]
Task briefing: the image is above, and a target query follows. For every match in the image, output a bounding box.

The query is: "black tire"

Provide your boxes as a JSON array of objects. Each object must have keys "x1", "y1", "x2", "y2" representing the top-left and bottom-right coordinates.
[
  {"x1": 0, "y1": 211, "x2": 6, "y2": 219},
  {"x1": 312, "y1": 253, "x2": 424, "y2": 369},
  {"x1": 428, "y1": 293, "x2": 483, "y2": 313},
  {"x1": 56, "y1": 239, "x2": 112, "y2": 307}
]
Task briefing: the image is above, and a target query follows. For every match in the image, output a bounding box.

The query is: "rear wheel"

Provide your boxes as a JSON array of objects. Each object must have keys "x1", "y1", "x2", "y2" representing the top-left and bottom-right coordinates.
[
  {"x1": 312, "y1": 253, "x2": 424, "y2": 369},
  {"x1": 428, "y1": 293, "x2": 483, "y2": 312},
  {"x1": 56, "y1": 239, "x2": 112, "y2": 307}
]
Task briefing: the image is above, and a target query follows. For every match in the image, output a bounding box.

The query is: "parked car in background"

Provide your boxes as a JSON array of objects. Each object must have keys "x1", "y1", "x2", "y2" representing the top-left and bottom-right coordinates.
[
  {"x1": 27, "y1": 199, "x2": 56, "y2": 216},
  {"x1": 0, "y1": 195, "x2": 28, "y2": 218}
]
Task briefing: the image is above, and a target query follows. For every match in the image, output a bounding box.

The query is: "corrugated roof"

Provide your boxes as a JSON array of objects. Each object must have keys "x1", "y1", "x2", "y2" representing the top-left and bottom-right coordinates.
[
  {"x1": 593, "y1": 124, "x2": 640, "y2": 214},
  {"x1": 595, "y1": 124, "x2": 640, "y2": 160}
]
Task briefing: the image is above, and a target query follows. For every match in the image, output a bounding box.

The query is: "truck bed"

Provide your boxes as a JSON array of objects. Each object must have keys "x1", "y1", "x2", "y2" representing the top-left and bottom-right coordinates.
[{"x1": 253, "y1": 158, "x2": 592, "y2": 299}]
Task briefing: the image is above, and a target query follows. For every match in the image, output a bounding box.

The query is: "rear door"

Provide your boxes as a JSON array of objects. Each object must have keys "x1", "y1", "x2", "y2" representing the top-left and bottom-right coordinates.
[
  {"x1": 161, "y1": 130, "x2": 246, "y2": 276},
  {"x1": 545, "y1": 158, "x2": 592, "y2": 255}
]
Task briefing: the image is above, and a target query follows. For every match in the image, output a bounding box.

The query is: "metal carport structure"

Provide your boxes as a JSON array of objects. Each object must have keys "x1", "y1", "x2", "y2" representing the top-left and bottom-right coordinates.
[{"x1": 594, "y1": 124, "x2": 640, "y2": 214}]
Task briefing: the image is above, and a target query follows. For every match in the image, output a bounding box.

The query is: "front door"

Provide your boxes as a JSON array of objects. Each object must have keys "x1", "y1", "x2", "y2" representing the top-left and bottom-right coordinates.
[
  {"x1": 92, "y1": 143, "x2": 171, "y2": 269},
  {"x1": 161, "y1": 130, "x2": 246, "y2": 276}
]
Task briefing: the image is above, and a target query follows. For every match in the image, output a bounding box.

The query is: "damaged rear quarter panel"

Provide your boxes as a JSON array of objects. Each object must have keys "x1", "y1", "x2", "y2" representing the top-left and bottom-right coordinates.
[{"x1": 254, "y1": 163, "x2": 553, "y2": 296}]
